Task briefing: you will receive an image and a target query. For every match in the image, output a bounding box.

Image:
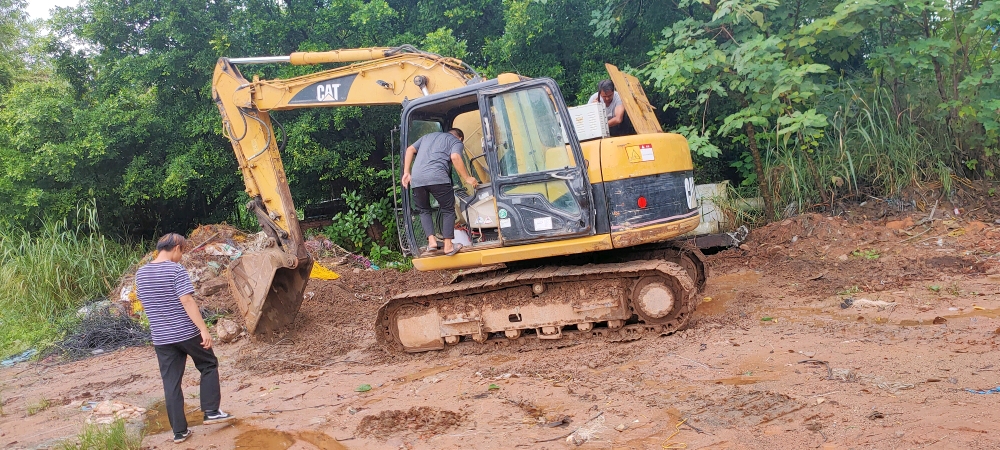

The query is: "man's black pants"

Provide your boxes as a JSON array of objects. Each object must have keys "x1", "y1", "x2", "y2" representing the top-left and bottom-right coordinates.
[
  {"x1": 154, "y1": 334, "x2": 221, "y2": 434},
  {"x1": 412, "y1": 183, "x2": 456, "y2": 240}
]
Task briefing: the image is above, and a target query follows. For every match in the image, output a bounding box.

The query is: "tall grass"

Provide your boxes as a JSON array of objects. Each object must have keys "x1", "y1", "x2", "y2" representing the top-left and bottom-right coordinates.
[
  {"x1": 0, "y1": 203, "x2": 144, "y2": 359},
  {"x1": 56, "y1": 419, "x2": 144, "y2": 450},
  {"x1": 763, "y1": 84, "x2": 950, "y2": 215}
]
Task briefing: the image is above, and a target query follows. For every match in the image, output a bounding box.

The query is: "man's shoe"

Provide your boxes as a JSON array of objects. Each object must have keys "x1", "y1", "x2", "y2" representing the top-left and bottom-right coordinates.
[
  {"x1": 173, "y1": 429, "x2": 193, "y2": 443},
  {"x1": 203, "y1": 410, "x2": 233, "y2": 424}
]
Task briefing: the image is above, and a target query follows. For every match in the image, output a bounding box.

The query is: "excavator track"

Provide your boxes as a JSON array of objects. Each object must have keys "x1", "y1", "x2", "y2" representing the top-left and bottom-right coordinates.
[{"x1": 376, "y1": 259, "x2": 700, "y2": 353}]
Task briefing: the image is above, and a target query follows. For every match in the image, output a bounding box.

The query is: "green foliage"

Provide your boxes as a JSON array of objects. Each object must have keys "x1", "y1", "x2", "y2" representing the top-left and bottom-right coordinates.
[
  {"x1": 423, "y1": 27, "x2": 468, "y2": 59},
  {"x1": 0, "y1": 0, "x2": 997, "y2": 242},
  {"x1": 26, "y1": 397, "x2": 51, "y2": 416},
  {"x1": 851, "y1": 249, "x2": 880, "y2": 260},
  {"x1": 57, "y1": 418, "x2": 143, "y2": 450},
  {"x1": 319, "y1": 190, "x2": 405, "y2": 267},
  {"x1": 838, "y1": 286, "x2": 861, "y2": 296},
  {"x1": 0, "y1": 202, "x2": 143, "y2": 358}
]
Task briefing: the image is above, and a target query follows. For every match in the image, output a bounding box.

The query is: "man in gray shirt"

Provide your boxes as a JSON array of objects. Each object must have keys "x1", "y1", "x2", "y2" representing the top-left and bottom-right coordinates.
[
  {"x1": 589, "y1": 79, "x2": 626, "y2": 131},
  {"x1": 401, "y1": 128, "x2": 477, "y2": 256}
]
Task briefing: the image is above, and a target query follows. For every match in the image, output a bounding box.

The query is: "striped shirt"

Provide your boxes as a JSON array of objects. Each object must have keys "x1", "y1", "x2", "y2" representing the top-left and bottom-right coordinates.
[{"x1": 135, "y1": 261, "x2": 200, "y2": 346}]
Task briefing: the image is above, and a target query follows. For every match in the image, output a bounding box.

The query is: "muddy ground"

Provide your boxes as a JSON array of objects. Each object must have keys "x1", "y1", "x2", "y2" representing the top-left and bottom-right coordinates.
[{"x1": 3, "y1": 211, "x2": 1000, "y2": 449}]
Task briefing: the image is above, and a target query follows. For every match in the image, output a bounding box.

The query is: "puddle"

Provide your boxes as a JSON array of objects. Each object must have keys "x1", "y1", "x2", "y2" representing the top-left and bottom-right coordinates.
[
  {"x1": 299, "y1": 430, "x2": 350, "y2": 449},
  {"x1": 899, "y1": 308, "x2": 999, "y2": 326},
  {"x1": 144, "y1": 400, "x2": 204, "y2": 434},
  {"x1": 711, "y1": 375, "x2": 776, "y2": 385},
  {"x1": 234, "y1": 427, "x2": 348, "y2": 449},
  {"x1": 699, "y1": 271, "x2": 761, "y2": 316},
  {"x1": 489, "y1": 355, "x2": 516, "y2": 364},
  {"x1": 397, "y1": 364, "x2": 457, "y2": 383},
  {"x1": 235, "y1": 428, "x2": 295, "y2": 449}
]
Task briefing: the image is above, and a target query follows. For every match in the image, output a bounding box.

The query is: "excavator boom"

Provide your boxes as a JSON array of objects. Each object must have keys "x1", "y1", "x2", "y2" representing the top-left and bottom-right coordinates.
[{"x1": 212, "y1": 46, "x2": 480, "y2": 337}]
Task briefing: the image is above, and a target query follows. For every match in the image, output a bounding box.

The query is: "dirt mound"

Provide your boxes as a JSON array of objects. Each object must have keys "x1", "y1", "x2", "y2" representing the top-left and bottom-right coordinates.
[
  {"x1": 709, "y1": 212, "x2": 999, "y2": 297},
  {"x1": 355, "y1": 406, "x2": 463, "y2": 439},
  {"x1": 233, "y1": 262, "x2": 449, "y2": 373}
]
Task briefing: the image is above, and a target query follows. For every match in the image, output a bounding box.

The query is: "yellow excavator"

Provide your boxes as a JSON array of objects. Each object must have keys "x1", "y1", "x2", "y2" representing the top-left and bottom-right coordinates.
[{"x1": 212, "y1": 45, "x2": 707, "y2": 353}]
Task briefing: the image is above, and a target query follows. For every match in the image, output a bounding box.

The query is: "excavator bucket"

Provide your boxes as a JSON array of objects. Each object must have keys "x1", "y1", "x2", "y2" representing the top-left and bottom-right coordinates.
[{"x1": 227, "y1": 247, "x2": 313, "y2": 337}]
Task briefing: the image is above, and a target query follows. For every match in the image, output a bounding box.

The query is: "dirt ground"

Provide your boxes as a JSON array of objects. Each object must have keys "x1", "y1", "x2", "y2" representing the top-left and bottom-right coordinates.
[{"x1": 4, "y1": 210, "x2": 1000, "y2": 449}]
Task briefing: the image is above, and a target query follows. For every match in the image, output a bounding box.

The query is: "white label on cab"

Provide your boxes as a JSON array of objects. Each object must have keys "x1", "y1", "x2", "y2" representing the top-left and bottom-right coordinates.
[
  {"x1": 640, "y1": 144, "x2": 655, "y2": 161},
  {"x1": 500, "y1": 218, "x2": 511, "y2": 228},
  {"x1": 534, "y1": 217, "x2": 553, "y2": 231}
]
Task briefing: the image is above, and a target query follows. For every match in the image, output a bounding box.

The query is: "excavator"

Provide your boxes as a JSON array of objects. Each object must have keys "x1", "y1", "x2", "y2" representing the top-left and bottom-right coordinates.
[{"x1": 212, "y1": 45, "x2": 707, "y2": 353}]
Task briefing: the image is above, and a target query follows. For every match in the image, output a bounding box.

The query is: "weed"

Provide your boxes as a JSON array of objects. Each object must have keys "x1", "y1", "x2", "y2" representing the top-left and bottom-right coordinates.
[
  {"x1": 928, "y1": 285, "x2": 942, "y2": 293},
  {"x1": 838, "y1": 286, "x2": 861, "y2": 296},
  {"x1": 709, "y1": 182, "x2": 767, "y2": 231},
  {"x1": 0, "y1": 386, "x2": 4, "y2": 416},
  {"x1": 56, "y1": 418, "x2": 143, "y2": 450},
  {"x1": 947, "y1": 282, "x2": 961, "y2": 296},
  {"x1": 26, "y1": 398, "x2": 51, "y2": 416},
  {"x1": 762, "y1": 84, "x2": 949, "y2": 217},
  {"x1": 0, "y1": 202, "x2": 144, "y2": 359},
  {"x1": 851, "y1": 249, "x2": 880, "y2": 260}
]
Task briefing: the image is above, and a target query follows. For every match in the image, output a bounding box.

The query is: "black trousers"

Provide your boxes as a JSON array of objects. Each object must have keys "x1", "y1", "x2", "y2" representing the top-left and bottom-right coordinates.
[
  {"x1": 412, "y1": 183, "x2": 456, "y2": 240},
  {"x1": 154, "y1": 334, "x2": 221, "y2": 434}
]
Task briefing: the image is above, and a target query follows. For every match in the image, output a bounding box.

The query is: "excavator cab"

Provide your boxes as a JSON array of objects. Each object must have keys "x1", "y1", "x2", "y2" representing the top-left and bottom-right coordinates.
[{"x1": 398, "y1": 78, "x2": 594, "y2": 258}]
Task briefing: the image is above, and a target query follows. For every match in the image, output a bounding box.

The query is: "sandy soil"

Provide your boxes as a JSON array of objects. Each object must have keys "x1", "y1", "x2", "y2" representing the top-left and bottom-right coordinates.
[{"x1": 3, "y1": 212, "x2": 1000, "y2": 449}]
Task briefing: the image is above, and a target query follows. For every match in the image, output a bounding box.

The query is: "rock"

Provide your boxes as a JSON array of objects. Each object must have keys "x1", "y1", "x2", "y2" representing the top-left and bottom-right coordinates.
[
  {"x1": 886, "y1": 217, "x2": 914, "y2": 230},
  {"x1": 803, "y1": 351, "x2": 816, "y2": 358},
  {"x1": 615, "y1": 423, "x2": 629, "y2": 432},
  {"x1": 93, "y1": 400, "x2": 115, "y2": 415},
  {"x1": 215, "y1": 318, "x2": 241, "y2": 343},
  {"x1": 837, "y1": 254, "x2": 849, "y2": 261},
  {"x1": 199, "y1": 277, "x2": 229, "y2": 296}
]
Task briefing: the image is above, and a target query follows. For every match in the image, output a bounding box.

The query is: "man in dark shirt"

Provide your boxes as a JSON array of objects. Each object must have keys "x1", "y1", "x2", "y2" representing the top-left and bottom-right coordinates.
[
  {"x1": 135, "y1": 233, "x2": 232, "y2": 443},
  {"x1": 401, "y1": 128, "x2": 477, "y2": 256}
]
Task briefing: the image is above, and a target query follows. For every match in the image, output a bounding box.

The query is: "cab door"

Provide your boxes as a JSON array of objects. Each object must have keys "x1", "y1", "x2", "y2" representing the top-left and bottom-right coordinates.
[{"x1": 478, "y1": 79, "x2": 594, "y2": 245}]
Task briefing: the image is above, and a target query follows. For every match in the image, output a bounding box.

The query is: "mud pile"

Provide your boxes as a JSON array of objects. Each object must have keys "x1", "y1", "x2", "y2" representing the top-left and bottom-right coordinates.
[{"x1": 232, "y1": 265, "x2": 448, "y2": 373}]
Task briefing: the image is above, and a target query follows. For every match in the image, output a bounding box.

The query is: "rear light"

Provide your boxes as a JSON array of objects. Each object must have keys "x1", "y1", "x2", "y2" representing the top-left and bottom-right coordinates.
[{"x1": 637, "y1": 196, "x2": 647, "y2": 209}]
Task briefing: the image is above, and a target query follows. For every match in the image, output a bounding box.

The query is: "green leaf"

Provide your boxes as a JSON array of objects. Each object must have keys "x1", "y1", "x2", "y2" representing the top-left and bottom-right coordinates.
[
  {"x1": 355, "y1": 384, "x2": 372, "y2": 392},
  {"x1": 488, "y1": 384, "x2": 500, "y2": 390}
]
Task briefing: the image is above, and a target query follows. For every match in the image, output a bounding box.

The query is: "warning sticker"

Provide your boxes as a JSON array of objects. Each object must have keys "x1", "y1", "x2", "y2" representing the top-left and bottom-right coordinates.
[
  {"x1": 499, "y1": 218, "x2": 511, "y2": 228},
  {"x1": 626, "y1": 144, "x2": 655, "y2": 163},
  {"x1": 534, "y1": 216, "x2": 553, "y2": 231}
]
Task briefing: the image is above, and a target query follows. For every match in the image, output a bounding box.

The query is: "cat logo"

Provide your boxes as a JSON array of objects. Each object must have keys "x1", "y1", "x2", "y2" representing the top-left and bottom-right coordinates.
[
  {"x1": 289, "y1": 74, "x2": 357, "y2": 104},
  {"x1": 316, "y1": 83, "x2": 341, "y2": 101}
]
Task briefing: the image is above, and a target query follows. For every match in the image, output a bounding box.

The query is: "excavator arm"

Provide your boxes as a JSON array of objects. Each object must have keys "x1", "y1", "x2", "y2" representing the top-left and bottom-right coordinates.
[{"x1": 211, "y1": 45, "x2": 480, "y2": 337}]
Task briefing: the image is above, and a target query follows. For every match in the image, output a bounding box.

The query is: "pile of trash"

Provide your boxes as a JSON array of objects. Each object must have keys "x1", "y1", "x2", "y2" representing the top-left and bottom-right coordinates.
[
  {"x1": 113, "y1": 224, "x2": 265, "y2": 316},
  {"x1": 51, "y1": 299, "x2": 150, "y2": 361}
]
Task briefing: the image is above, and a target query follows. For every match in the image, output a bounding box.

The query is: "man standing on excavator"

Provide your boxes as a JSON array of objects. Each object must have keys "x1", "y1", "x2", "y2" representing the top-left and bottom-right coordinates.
[
  {"x1": 589, "y1": 79, "x2": 626, "y2": 134},
  {"x1": 401, "y1": 128, "x2": 477, "y2": 257}
]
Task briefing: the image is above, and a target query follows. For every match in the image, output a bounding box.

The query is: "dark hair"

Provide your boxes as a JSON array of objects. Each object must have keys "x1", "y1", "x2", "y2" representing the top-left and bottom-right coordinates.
[
  {"x1": 156, "y1": 233, "x2": 187, "y2": 252},
  {"x1": 448, "y1": 128, "x2": 465, "y2": 140},
  {"x1": 597, "y1": 79, "x2": 615, "y2": 94}
]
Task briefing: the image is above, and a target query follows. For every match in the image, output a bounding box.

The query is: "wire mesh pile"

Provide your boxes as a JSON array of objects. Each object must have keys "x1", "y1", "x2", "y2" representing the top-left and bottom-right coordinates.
[{"x1": 53, "y1": 300, "x2": 151, "y2": 361}]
